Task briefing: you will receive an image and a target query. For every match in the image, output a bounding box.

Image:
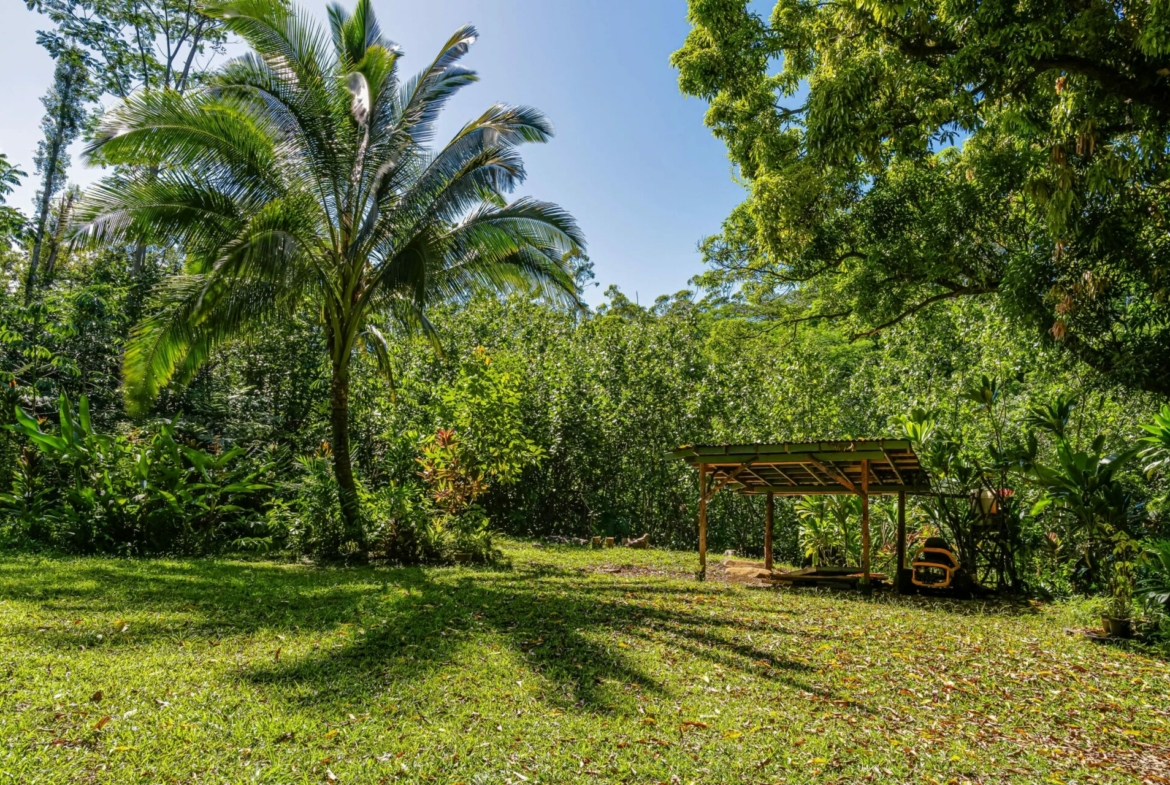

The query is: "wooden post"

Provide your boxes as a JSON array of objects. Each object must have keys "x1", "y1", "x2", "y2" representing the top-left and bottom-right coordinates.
[
  {"x1": 698, "y1": 462, "x2": 708, "y2": 580},
  {"x1": 860, "y1": 458, "x2": 870, "y2": 592},
  {"x1": 764, "y1": 491, "x2": 774, "y2": 571},
  {"x1": 896, "y1": 491, "x2": 907, "y2": 594}
]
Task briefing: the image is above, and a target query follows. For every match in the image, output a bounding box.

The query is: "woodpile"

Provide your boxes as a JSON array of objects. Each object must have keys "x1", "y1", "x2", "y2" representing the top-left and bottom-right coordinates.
[{"x1": 623, "y1": 533, "x2": 651, "y2": 549}]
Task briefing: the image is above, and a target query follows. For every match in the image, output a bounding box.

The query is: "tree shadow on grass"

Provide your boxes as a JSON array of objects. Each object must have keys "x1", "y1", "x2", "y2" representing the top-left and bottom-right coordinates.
[
  {"x1": 1, "y1": 556, "x2": 826, "y2": 715},
  {"x1": 242, "y1": 562, "x2": 825, "y2": 714}
]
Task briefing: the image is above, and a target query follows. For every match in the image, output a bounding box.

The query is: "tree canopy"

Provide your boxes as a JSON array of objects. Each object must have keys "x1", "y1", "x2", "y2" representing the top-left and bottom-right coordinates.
[{"x1": 673, "y1": 0, "x2": 1170, "y2": 395}]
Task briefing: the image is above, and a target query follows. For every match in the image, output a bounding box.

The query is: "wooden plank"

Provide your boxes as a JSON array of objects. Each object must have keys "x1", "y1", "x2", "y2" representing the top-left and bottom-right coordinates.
[
  {"x1": 798, "y1": 462, "x2": 828, "y2": 486},
  {"x1": 773, "y1": 467, "x2": 799, "y2": 486},
  {"x1": 744, "y1": 465, "x2": 774, "y2": 484},
  {"x1": 703, "y1": 460, "x2": 754, "y2": 501},
  {"x1": 810, "y1": 456, "x2": 856, "y2": 491},
  {"x1": 897, "y1": 490, "x2": 907, "y2": 595},
  {"x1": 860, "y1": 458, "x2": 870, "y2": 591},
  {"x1": 698, "y1": 463, "x2": 708, "y2": 580},
  {"x1": 765, "y1": 492, "x2": 774, "y2": 571},
  {"x1": 882, "y1": 450, "x2": 906, "y2": 486}
]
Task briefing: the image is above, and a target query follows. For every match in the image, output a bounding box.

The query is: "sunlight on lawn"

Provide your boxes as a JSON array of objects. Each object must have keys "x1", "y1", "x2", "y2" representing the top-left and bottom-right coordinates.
[{"x1": 1, "y1": 541, "x2": 1167, "y2": 783}]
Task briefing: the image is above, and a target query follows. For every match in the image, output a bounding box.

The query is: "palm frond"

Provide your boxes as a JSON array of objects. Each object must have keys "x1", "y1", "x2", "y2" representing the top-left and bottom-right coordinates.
[
  {"x1": 86, "y1": 91, "x2": 283, "y2": 185},
  {"x1": 79, "y1": 0, "x2": 584, "y2": 416},
  {"x1": 396, "y1": 25, "x2": 479, "y2": 146},
  {"x1": 123, "y1": 275, "x2": 286, "y2": 413}
]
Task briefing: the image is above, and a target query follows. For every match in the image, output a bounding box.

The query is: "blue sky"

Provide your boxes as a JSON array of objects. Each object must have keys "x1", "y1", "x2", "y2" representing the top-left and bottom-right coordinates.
[{"x1": 0, "y1": 0, "x2": 748, "y2": 306}]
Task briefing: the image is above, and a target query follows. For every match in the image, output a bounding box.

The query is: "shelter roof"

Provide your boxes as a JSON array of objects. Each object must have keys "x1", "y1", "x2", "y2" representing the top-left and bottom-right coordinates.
[{"x1": 670, "y1": 439, "x2": 929, "y2": 495}]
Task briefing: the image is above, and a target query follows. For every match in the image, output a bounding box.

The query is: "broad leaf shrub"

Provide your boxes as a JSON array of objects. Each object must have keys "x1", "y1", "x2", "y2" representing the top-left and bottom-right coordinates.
[{"x1": 0, "y1": 394, "x2": 270, "y2": 554}]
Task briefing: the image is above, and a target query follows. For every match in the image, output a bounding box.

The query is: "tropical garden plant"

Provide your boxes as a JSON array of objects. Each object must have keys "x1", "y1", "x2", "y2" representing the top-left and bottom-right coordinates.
[
  {"x1": 73, "y1": 0, "x2": 584, "y2": 554},
  {"x1": 1, "y1": 394, "x2": 269, "y2": 553},
  {"x1": 795, "y1": 494, "x2": 862, "y2": 567},
  {"x1": 1139, "y1": 539, "x2": 1170, "y2": 610}
]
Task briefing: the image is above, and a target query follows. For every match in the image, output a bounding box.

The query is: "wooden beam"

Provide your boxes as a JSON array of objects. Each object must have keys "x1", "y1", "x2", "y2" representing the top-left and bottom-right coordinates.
[
  {"x1": 703, "y1": 460, "x2": 754, "y2": 501},
  {"x1": 698, "y1": 463, "x2": 708, "y2": 580},
  {"x1": 882, "y1": 449, "x2": 906, "y2": 486},
  {"x1": 773, "y1": 467, "x2": 799, "y2": 486},
  {"x1": 764, "y1": 492, "x2": 774, "y2": 571},
  {"x1": 813, "y1": 457, "x2": 856, "y2": 492},
  {"x1": 860, "y1": 458, "x2": 871, "y2": 592},
  {"x1": 798, "y1": 462, "x2": 828, "y2": 486},
  {"x1": 740, "y1": 466, "x2": 772, "y2": 488},
  {"x1": 896, "y1": 490, "x2": 907, "y2": 595},
  {"x1": 740, "y1": 484, "x2": 918, "y2": 495}
]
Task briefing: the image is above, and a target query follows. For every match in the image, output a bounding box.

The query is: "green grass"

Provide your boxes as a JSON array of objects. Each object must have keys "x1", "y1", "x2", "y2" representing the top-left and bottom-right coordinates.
[{"x1": 2, "y1": 541, "x2": 1167, "y2": 784}]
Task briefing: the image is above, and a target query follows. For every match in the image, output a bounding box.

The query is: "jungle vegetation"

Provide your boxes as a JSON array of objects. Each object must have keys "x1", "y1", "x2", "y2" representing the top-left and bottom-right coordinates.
[{"x1": 1, "y1": 0, "x2": 1168, "y2": 637}]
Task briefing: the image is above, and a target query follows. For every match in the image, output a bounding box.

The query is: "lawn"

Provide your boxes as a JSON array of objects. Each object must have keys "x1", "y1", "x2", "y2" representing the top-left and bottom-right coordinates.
[{"x1": 2, "y1": 542, "x2": 1167, "y2": 784}]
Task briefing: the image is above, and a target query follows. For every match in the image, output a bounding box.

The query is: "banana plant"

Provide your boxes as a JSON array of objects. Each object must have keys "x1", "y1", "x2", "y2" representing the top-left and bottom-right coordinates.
[{"x1": 1139, "y1": 404, "x2": 1170, "y2": 478}]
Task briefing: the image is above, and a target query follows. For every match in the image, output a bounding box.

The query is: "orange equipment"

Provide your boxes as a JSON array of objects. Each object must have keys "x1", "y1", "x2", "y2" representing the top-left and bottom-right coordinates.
[{"x1": 911, "y1": 537, "x2": 962, "y2": 589}]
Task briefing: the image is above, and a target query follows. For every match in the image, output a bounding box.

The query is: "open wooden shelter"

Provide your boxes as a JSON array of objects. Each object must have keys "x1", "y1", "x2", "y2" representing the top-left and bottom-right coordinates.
[{"x1": 671, "y1": 439, "x2": 933, "y2": 591}]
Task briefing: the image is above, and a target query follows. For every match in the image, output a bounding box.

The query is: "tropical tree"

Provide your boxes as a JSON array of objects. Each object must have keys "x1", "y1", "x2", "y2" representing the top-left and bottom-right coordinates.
[
  {"x1": 28, "y1": 48, "x2": 92, "y2": 300},
  {"x1": 674, "y1": 0, "x2": 1170, "y2": 395},
  {"x1": 27, "y1": 0, "x2": 227, "y2": 100},
  {"x1": 0, "y1": 153, "x2": 26, "y2": 242},
  {"x1": 73, "y1": 0, "x2": 585, "y2": 549}
]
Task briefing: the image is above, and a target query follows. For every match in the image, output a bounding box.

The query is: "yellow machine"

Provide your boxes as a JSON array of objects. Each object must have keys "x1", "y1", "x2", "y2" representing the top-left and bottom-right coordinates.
[{"x1": 911, "y1": 537, "x2": 962, "y2": 589}]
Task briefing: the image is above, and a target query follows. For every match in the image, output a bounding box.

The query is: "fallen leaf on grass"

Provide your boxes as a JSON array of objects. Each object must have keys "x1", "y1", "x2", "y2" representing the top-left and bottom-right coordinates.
[
  {"x1": 93, "y1": 716, "x2": 111, "y2": 730},
  {"x1": 90, "y1": 690, "x2": 103, "y2": 703}
]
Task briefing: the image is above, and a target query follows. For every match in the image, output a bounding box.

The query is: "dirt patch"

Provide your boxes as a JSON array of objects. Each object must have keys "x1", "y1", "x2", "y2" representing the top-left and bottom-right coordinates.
[
  {"x1": 580, "y1": 564, "x2": 688, "y2": 579},
  {"x1": 707, "y1": 558, "x2": 776, "y2": 587}
]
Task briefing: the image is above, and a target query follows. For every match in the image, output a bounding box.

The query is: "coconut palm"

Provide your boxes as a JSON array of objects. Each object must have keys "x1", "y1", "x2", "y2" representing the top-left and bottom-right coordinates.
[{"x1": 73, "y1": 0, "x2": 585, "y2": 546}]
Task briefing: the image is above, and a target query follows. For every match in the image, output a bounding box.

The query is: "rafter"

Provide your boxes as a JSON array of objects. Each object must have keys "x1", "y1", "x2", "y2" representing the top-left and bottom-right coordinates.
[
  {"x1": 703, "y1": 460, "x2": 754, "y2": 501},
  {"x1": 882, "y1": 449, "x2": 905, "y2": 485},
  {"x1": 812, "y1": 457, "x2": 856, "y2": 492}
]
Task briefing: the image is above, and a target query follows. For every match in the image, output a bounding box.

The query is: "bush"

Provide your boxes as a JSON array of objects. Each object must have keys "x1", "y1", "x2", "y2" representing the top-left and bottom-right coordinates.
[{"x1": 1, "y1": 395, "x2": 271, "y2": 554}]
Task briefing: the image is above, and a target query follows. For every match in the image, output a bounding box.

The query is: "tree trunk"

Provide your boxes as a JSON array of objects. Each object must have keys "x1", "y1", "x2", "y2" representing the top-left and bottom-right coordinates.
[
  {"x1": 43, "y1": 190, "x2": 75, "y2": 283},
  {"x1": 26, "y1": 146, "x2": 60, "y2": 303},
  {"x1": 328, "y1": 357, "x2": 364, "y2": 554}
]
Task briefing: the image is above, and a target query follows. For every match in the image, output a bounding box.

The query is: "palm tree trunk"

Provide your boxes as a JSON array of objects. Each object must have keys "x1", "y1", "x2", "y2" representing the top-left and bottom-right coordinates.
[{"x1": 328, "y1": 357, "x2": 364, "y2": 551}]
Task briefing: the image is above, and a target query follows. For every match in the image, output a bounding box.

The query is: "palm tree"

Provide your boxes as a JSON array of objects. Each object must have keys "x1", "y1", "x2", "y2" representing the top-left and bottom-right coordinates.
[{"x1": 73, "y1": 0, "x2": 585, "y2": 546}]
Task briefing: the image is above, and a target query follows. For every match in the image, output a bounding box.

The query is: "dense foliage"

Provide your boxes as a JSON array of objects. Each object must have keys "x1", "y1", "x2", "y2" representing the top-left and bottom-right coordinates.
[
  {"x1": 4, "y1": 240, "x2": 1170, "y2": 601},
  {"x1": 1, "y1": 0, "x2": 1168, "y2": 642},
  {"x1": 74, "y1": 0, "x2": 584, "y2": 549},
  {"x1": 673, "y1": 0, "x2": 1170, "y2": 395}
]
